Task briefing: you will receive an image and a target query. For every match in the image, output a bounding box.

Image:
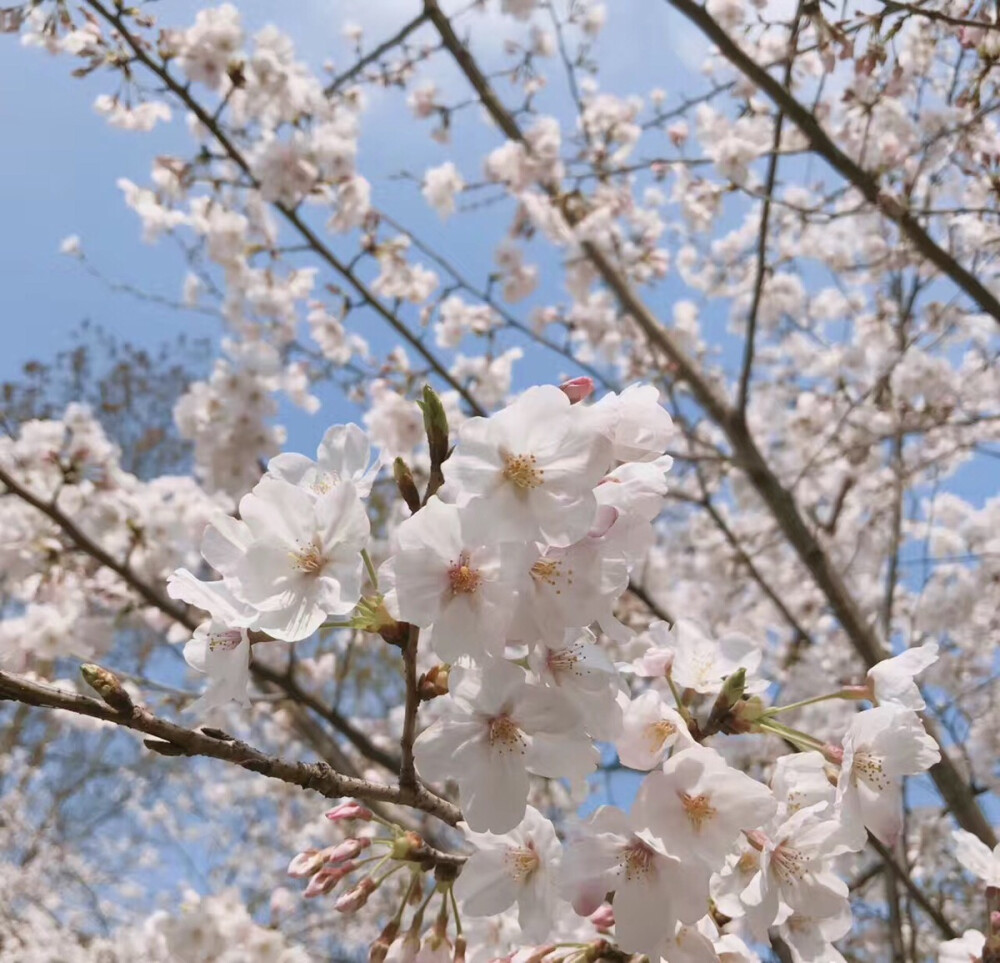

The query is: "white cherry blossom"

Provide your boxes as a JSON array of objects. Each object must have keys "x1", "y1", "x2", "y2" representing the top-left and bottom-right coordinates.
[
  {"x1": 413, "y1": 660, "x2": 597, "y2": 832},
  {"x1": 453, "y1": 806, "x2": 562, "y2": 942},
  {"x1": 444, "y1": 385, "x2": 612, "y2": 548},
  {"x1": 866, "y1": 641, "x2": 938, "y2": 710},
  {"x1": 380, "y1": 497, "x2": 523, "y2": 663},
  {"x1": 634, "y1": 744, "x2": 777, "y2": 870},
  {"x1": 835, "y1": 706, "x2": 940, "y2": 847}
]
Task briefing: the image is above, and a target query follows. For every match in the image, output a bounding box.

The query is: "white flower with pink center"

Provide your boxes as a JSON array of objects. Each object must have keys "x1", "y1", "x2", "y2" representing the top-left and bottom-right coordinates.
[
  {"x1": 634, "y1": 744, "x2": 776, "y2": 870},
  {"x1": 560, "y1": 805, "x2": 709, "y2": 957},
  {"x1": 615, "y1": 689, "x2": 694, "y2": 770},
  {"x1": 381, "y1": 497, "x2": 523, "y2": 663},
  {"x1": 453, "y1": 806, "x2": 562, "y2": 942},
  {"x1": 866, "y1": 641, "x2": 938, "y2": 711},
  {"x1": 267, "y1": 422, "x2": 381, "y2": 498},
  {"x1": 444, "y1": 385, "x2": 612, "y2": 548},
  {"x1": 413, "y1": 660, "x2": 597, "y2": 832},
  {"x1": 739, "y1": 804, "x2": 854, "y2": 939},
  {"x1": 834, "y1": 706, "x2": 940, "y2": 847}
]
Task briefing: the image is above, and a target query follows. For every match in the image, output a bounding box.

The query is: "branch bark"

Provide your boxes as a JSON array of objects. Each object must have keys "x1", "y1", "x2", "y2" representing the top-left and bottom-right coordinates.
[{"x1": 0, "y1": 670, "x2": 462, "y2": 828}]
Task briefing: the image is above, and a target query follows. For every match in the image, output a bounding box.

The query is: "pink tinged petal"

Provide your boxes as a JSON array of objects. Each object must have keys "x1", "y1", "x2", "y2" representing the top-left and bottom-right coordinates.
[
  {"x1": 453, "y1": 849, "x2": 520, "y2": 916},
  {"x1": 392, "y1": 550, "x2": 450, "y2": 627},
  {"x1": 560, "y1": 376, "x2": 595, "y2": 403},
  {"x1": 527, "y1": 732, "x2": 599, "y2": 779},
  {"x1": 460, "y1": 744, "x2": 530, "y2": 833}
]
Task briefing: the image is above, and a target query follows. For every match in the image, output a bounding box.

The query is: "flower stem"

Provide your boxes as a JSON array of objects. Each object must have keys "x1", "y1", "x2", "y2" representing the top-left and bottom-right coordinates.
[
  {"x1": 757, "y1": 717, "x2": 826, "y2": 752},
  {"x1": 764, "y1": 691, "x2": 849, "y2": 716},
  {"x1": 361, "y1": 548, "x2": 379, "y2": 590}
]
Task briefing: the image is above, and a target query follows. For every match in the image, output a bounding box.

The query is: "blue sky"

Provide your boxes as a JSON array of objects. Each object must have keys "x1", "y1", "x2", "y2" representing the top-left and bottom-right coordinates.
[{"x1": 0, "y1": 0, "x2": 708, "y2": 456}]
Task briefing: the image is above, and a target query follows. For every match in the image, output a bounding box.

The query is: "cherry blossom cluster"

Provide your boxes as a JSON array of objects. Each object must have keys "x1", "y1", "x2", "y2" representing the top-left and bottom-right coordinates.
[
  {"x1": 4, "y1": 0, "x2": 1000, "y2": 959},
  {"x1": 156, "y1": 375, "x2": 943, "y2": 962}
]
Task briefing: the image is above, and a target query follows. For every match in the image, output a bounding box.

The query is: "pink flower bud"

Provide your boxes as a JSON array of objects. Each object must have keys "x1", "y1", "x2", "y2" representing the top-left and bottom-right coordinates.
[
  {"x1": 326, "y1": 801, "x2": 374, "y2": 822},
  {"x1": 821, "y1": 743, "x2": 844, "y2": 765},
  {"x1": 303, "y1": 861, "x2": 357, "y2": 898},
  {"x1": 588, "y1": 904, "x2": 614, "y2": 932},
  {"x1": 335, "y1": 875, "x2": 376, "y2": 913},
  {"x1": 287, "y1": 849, "x2": 327, "y2": 879},
  {"x1": 327, "y1": 837, "x2": 371, "y2": 864},
  {"x1": 559, "y1": 376, "x2": 594, "y2": 404}
]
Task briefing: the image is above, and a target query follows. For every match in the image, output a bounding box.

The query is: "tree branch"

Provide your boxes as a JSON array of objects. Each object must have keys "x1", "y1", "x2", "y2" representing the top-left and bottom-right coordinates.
[
  {"x1": 0, "y1": 670, "x2": 463, "y2": 828},
  {"x1": 422, "y1": 0, "x2": 998, "y2": 848},
  {"x1": 83, "y1": 0, "x2": 486, "y2": 417},
  {"x1": 323, "y1": 11, "x2": 429, "y2": 96},
  {"x1": 398, "y1": 624, "x2": 420, "y2": 792},
  {"x1": 665, "y1": 0, "x2": 1000, "y2": 329}
]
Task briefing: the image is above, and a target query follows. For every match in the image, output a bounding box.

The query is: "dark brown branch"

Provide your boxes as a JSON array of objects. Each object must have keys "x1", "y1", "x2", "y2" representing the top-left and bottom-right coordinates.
[
  {"x1": 398, "y1": 625, "x2": 421, "y2": 791},
  {"x1": 324, "y1": 11, "x2": 429, "y2": 95},
  {"x1": 0, "y1": 670, "x2": 462, "y2": 827},
  {"x1": 665, "y1": 0, "x2": 1000, "y2": 329},
  {"x1": 0, "y1": 465, "x2": 403, "y2": 780},
  {"x1": 868, "y1": 832, "x2": 957, "y2": 939}
]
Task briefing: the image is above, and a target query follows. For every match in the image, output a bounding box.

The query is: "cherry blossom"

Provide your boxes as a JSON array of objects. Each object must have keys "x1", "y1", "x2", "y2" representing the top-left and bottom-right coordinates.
[
  {"x1": 453, "y1": 806, "x2": 562, "y2": 942},
  {"x1": 444, "y1": 385, "x2": 612, "y2": 548},
  {"x1": 634, "y1": 744, "x2": 777, "y2": 869},
  {"x1": 412, "y1": 660, "x2": 597, "y2": 832},
  {"x1": 835, "y1": 706, "x2": 940, "y2": 847}
]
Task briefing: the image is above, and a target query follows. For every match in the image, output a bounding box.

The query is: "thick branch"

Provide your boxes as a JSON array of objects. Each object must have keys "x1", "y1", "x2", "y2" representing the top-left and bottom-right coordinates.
[
  {"x1": 0, "y1": 465, "x2": 403, "y2": 779},
  {"x1": 666, "y1": 0, "x2": 1000, "y2": 328},
  {"x1": 0, "y1": 670, "x2": 462, "y2": 827}
]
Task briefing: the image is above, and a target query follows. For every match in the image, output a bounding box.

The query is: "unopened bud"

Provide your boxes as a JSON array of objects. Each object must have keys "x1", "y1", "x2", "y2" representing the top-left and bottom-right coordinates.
[
  {"x1": 821, "y1": 743, "x2": 845, "y2": 766},
  {"x1": 559, "y1": 376, "x2": 594, "y2": 403},
  {"x1": 80, "y1": 663, "x2": 134, "y2": 715},
  {"x1": 589, "y1": 904, "x2": 614, "y2": 931},
  {"x1": 453, "y1": 935, "x2": 467, "y2": 963},
  {"x1": 370, "y1": 919, "x2": 401, "y2": 963},
  {"x1": 704, "y1": 668, "x2": 746, "y2": 734},
  {"x1": 399, "y1": 929, "x2": 421, "y2": 963},
  {"x1": 418, "y1": 385, "x2": 450, "y2": 470},
  {"x1": 326, "y1": 801, "x2": 374, "y2": 822},
  {"x1": 303, "y1": 861, "x2": 357, "y2": 898},
  {"x1": 287, "y1": 848, "x2": 327, "y2": 879},
  {"x1": 724, "y1": 695, "x2": 767, "y2": 734},
  {"x1": 327, "y1": 837, "x2": 371, "y2": 864},
  {"x1": 418, "y1": 664, "x2": 450, "y2": 700},
  {"x1": 394, "y1": 457, "x2": 422, "y2": 514},
  {"x1": 559, "y1": 378, "x2": 594, "y2": 405},
  {"x1": 335, "y1": 875, "x2": 376, "y2": 913}
]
